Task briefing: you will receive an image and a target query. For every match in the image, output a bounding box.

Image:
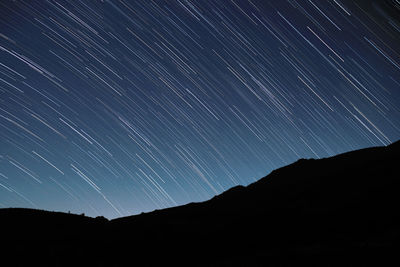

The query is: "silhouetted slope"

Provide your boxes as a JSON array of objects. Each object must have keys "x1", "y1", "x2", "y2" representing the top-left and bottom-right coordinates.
[
  {"x1": 0, "y1": 208, "x2": 108, "y2": 240},
  {"x1": 1, "y1": 140, "x2": 399, "y2": 266}
]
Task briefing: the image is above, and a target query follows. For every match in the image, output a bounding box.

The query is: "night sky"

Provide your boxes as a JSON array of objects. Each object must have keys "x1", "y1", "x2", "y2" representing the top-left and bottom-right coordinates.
[{"x1": 0, "y1": 0, "x2": 399, "y2": 219}]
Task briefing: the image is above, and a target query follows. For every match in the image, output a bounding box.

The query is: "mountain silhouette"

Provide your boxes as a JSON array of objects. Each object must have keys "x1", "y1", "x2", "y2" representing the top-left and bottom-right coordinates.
[{"x1": 1, "y1": 140, "x2": 399, "y2": 266}]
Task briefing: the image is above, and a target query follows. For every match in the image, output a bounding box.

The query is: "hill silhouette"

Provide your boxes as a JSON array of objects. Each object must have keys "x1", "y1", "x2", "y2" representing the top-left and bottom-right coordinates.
[{"x1": 1, "y1": 140, "x2": 399, "y2": 266}]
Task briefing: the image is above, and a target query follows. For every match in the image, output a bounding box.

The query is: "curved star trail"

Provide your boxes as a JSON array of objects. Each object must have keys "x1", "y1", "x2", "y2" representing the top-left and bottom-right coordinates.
[{"x1": 0, "y1": 0, "x2": 399, "y2": 218}]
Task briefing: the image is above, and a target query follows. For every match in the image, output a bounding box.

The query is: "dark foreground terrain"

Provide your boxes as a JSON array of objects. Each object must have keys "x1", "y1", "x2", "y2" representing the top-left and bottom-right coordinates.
[{"x1": 1, "y1": 141, "x2": 399, "y2": 266}]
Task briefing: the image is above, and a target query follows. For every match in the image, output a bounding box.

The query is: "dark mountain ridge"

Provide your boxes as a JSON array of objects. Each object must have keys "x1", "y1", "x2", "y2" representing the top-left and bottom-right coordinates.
[{"x1": 1, "y1": 140, "x2": 399, "y2": 266}]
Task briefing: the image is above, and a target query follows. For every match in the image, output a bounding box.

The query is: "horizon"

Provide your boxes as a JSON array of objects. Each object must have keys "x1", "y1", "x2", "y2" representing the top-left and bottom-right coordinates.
[{"x1": 1, "y1": 138, "x2": 398, "y2": 220}]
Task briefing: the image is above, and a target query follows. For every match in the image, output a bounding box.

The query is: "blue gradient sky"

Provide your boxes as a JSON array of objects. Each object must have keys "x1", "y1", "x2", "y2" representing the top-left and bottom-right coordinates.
[{"x1": 0, "y1": 0, "x2": 399, "y2": 218}]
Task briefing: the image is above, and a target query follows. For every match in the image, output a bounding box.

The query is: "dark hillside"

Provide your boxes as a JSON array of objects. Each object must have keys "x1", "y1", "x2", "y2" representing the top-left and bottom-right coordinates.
[{"x1": 1, "y1": 141, "x2": 399, "y2": 266}]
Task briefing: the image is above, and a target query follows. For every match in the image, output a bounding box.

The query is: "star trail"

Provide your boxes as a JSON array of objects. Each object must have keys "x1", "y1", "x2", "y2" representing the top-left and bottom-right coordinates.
[{"x1": 0, "y1": 0, "x2": 399, "y2": 218}]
